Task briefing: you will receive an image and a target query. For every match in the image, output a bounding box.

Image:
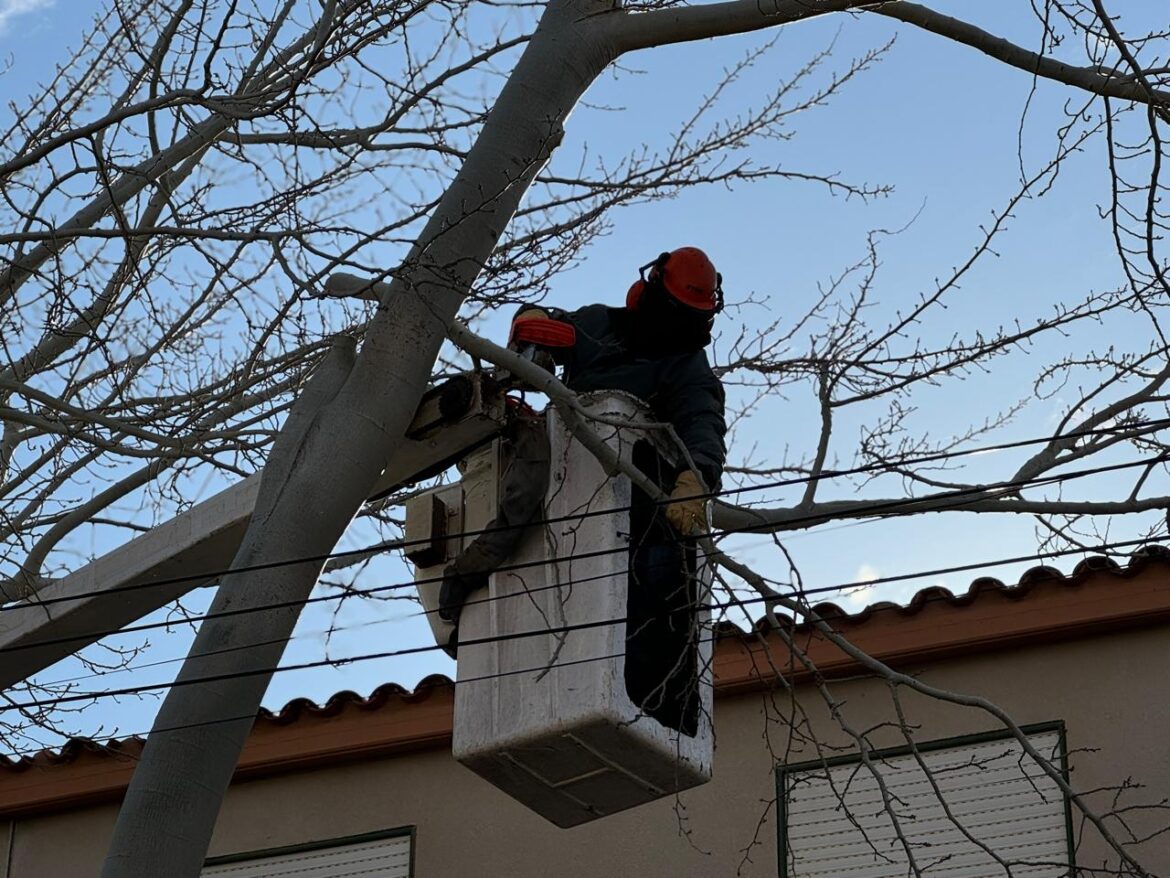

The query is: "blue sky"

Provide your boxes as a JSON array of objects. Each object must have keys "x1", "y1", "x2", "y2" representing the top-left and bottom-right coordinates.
[{"x1": 2, "y1": 0, "x2": 1165, "y2": 750}]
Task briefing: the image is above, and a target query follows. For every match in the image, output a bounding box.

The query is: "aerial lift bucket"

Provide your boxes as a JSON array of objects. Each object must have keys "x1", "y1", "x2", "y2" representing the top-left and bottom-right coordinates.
[{"x1": 405, "y1": 392, "x2": 714, "y2": 827}]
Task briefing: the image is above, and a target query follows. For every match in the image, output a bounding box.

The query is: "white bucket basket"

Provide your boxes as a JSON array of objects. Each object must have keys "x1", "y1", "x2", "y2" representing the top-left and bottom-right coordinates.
[{"x1": 447, "y1": 392, "x2": 715, "y2": 828}]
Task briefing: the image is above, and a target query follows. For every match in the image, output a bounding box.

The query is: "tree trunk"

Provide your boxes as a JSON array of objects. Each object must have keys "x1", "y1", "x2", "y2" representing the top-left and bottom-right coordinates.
[{"x1": 100, "y1": 3, "x2": 619, "y2": 875}]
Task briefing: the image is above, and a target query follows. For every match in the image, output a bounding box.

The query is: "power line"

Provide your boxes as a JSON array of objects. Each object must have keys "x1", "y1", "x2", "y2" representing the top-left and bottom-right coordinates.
[
  {"x1": 36, "y1": 635, "x2": 310, "y2": 689},
  {"x1": 4, "y1": 532, "x2": 1158, "y2": 715},
  {"x1": 4, "y1": 550, "x2": 639, "y2": 656},
  {"x1": 4, "y1": 454, "x2": 1165, "y2": 664},
  {"x1": 37, "y1": 531, "x2": 800, "y2": 687},
  {"x1": 6, "y1": 416, "x2": 1167, "y2": 614},
  {"x1": 13, "y1": 523, "x2": 863, "y2": 691},
  {"x1": 26, "y1": 517, "x2": 1131, "y2": 690},
  {"x1": 35, "y1": 528, "x2": 798, "y2": 687},
  {"x1": 2, "y1": 453, "x2": 1162, "y2": 659}
]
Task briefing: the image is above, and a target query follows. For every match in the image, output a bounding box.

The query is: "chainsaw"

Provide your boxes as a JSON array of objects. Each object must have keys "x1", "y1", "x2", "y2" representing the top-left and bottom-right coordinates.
[{"x1": 320, "y1": 271, "x2": 573, "y2": 392}]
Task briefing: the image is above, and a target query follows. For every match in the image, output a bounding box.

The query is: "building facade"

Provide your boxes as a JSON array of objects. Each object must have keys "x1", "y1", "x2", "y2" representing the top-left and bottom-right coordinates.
[{"x1": 1, "y1": 552, "x2": 1168, "y2": 877}]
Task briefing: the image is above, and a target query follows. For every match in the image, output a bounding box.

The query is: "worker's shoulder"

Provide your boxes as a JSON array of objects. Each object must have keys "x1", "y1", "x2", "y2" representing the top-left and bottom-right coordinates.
[
  {"x1": 562, "y1": 303, "x2": 625, "y2": 343},
  {"x1": 671, "y1": 345, "x2": 717, "y2": 373},
  {"x1": 565, "y1": 302, "x2": 619, "y2": 325},
  {"x1": 662, "y1": 349, "x2": 722, "y2": 399}
]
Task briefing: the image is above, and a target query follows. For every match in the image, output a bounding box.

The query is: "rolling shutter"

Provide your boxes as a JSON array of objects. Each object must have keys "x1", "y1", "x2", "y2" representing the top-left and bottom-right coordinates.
[
  {"x1": 203, "y1": 831, "x2": 412, "y2": 878},
  {"x1": 780, "y1": 727, "x2": 1071, "y2": 877}
]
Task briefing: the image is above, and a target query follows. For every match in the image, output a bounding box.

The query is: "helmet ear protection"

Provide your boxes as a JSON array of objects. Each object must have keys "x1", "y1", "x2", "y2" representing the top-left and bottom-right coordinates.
[
  {"x1": 625, "y1": 250, "x2": 724, "y2": 314},
  {"x1": 709, "y1": 272, "x2": 725, "y2": 314},
  {"x1": 625, "y1": 251, "x2": 671, "y2": 310}
]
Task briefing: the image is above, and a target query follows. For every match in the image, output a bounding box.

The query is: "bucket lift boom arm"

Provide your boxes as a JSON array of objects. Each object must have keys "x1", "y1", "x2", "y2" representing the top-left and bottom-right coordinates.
[{"x1": 0, "y1": 375, "x2": 508, "y2": 689}]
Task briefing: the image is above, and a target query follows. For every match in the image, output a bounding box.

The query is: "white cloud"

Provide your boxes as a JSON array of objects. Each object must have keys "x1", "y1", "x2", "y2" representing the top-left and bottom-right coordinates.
[
  {"x1": 855, "y1": 564, "x2": 880, "y2": 584},
  {"x1": 0, "y1": 0, "x2": 53, "y2": 37},
  {"x1": 836, "y1": 564, "x2": 879, "y2": 610},
  {"x1": 829, "y1": 568, "x2": 951, "y2": 613}
]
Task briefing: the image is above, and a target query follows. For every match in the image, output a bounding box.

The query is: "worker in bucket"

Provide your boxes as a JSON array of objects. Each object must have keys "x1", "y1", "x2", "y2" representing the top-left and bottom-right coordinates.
[{"x1": 439, "y1": 246, "x2": 727, "y2": 732}]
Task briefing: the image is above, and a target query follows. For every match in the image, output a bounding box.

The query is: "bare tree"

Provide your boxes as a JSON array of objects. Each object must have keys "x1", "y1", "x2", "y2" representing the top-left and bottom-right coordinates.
[{"x1": 0, "y1": 0, "x2": 1167, "y2": 874}]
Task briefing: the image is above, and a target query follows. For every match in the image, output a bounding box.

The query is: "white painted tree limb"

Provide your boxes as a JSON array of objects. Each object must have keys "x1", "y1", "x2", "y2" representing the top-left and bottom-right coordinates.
[
  {"x1": 101, "y1": 335, "x2": 358, "y2": 877},
  {"x1": 612, "y1": 0, "x2": 871, "y2": 51},
  {"x1": 874, "y1": 2, "x2": 1170, "y2": 109},
  {"x1": 101, "y1": 3, "x2": 627, "y2": 873},
  {"x1": 617, "y1": 0, "x2": 1170, "y2": 113}
]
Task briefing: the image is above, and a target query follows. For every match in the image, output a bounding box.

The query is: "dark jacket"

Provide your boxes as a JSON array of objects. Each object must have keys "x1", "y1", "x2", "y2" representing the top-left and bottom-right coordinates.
[{"x1": 546, "y1": 304, "x2": 727, "y2": 490}]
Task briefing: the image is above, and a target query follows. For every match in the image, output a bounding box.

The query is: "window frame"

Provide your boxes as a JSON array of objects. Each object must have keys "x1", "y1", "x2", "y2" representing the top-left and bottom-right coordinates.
[
  {"x1": 775, "y1": 720, "x2": 1075, "y2": 878},
  {"x1": 202, "y1": 825, "x2": 416, "y2": 877}
]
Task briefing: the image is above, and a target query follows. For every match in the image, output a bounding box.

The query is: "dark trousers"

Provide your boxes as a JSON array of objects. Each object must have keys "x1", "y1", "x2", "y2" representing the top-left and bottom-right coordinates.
[
  {"x1": 440, "y1": 412, "x2": 551, "y2": 630},
  {"x1": 624, "y1": 443, "x2": 700, "y2": 737}
]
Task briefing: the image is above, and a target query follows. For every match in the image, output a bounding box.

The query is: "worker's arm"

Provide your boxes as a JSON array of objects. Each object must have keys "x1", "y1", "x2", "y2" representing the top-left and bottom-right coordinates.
[
  {"x1": 658, "y1": 351, "x2": 727, "y2": 492},
  {"x1": 655, "y1": 355, "x2": 725, "y2": 535}
]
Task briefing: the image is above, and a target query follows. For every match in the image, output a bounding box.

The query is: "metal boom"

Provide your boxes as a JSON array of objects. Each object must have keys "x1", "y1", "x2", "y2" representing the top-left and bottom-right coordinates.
[{"x1": 0, "y1": 376, "x2": 507, "y2": 689}]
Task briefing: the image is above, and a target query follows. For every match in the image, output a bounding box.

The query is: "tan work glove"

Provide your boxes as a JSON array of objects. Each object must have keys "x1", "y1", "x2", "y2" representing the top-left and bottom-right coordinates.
[{"x1": 665, "y1": 470, "x2": 708, "y2": 536}]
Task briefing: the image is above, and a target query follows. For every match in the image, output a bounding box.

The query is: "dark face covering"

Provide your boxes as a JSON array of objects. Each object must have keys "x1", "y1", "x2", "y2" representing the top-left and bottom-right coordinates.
[{"x1": 629, "y1": 282, "x2": 713, "y2": 356}]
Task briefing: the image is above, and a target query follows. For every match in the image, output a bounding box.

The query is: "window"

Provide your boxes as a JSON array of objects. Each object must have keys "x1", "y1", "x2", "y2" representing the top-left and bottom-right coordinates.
[
  {"x1": 777, "y1": 723, "x2": 1074, "y2": 877},
  {"x1": 202, "y1": 828, "x2": 414, "y2": 878}
]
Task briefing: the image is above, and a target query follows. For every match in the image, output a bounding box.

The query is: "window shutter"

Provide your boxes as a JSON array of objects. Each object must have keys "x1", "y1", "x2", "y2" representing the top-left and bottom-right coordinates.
[
  {"x1": 781, "y1": 728, "x2": 1070, "y2": 877},
  {"x1": 203, "y1": 832, "x2": 412, "y2": 878}
]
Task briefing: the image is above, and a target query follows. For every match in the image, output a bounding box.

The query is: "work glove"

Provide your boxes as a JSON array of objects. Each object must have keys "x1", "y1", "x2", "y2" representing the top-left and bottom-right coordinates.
[{"x1": 665, "y1": 470, "x2": 708, "y2": 536}]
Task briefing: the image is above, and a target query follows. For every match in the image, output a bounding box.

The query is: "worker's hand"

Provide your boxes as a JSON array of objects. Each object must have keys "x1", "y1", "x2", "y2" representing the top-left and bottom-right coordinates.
[
  {"x1": 530, "y1": 349, "x2": 556, "y2": 374},
  {"x1": 665, "y1": 470, "x2": 708, "y2": 536}
]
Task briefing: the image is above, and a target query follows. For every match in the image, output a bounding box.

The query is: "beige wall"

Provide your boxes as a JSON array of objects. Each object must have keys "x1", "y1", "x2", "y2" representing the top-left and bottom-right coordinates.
[{"x1": 8, "y1": 626, "x2": 1168, "y2": 877}]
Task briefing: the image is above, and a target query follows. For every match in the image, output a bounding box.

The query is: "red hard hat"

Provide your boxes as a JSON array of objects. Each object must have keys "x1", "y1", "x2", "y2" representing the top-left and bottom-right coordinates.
[
  {"x1": 626, "y1": 247, "x2": 723, "y2": 313},
  {"x1": 660, "y1": 247, "x2": 721, "y2": 311}
]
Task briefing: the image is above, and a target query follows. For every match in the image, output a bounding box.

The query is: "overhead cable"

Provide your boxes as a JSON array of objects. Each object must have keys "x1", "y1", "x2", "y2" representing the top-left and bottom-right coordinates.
[
  {"x1": 3, "y1": 532, "x2": 1158, "y2": 714},
  {"x1": 5, "y1": 437, "x2": 1164, "y2": 616},
  {"x1": 1, "y1": 454, "x2": 1163, "y2": 657}
]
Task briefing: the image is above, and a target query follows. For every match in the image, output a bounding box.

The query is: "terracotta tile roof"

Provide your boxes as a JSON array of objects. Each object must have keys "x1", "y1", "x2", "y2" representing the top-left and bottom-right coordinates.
[
  {"x1": 713, "y1": 544, "x2": 1170, "y2": 695},
  {"x1": 712, "y1": 543, "x2": 1170, "y2": 637},
  {"x1": 2, "y1": 546, "x2": 1169, "y2": 817},
  {"x1": 257, "y1": 675, "x2": 455, "y2": 727},
  {"x1": 0, "y1": 675, "x2": 458, "y2": 775}
]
